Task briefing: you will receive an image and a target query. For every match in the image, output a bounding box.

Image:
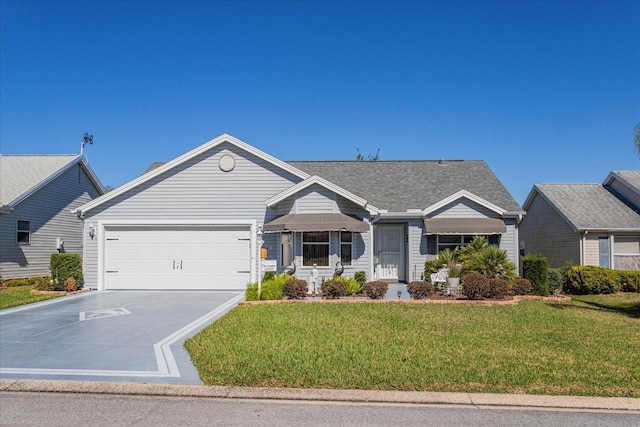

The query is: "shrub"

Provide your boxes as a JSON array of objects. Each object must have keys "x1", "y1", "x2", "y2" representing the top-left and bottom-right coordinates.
[
  {"x1": 321, "y1": 279, "x2": 347, "y2": 299},
  {"x1": 245, "y1": 283, "x2": 258, "y2": 301},
  {"x1": 50, "y1": 254, "x2": 83, "y2": 291},
  {"x1": 335, "y1": 276, "x2": 362, "y2": 295},
  {"x1": 619, "y1": 270, "x2": 640, "y2": 293},
  {"x1": 4, "y1": 278, "x2": 29, "y2": 287},
  {"x1": 263, "y1": 271, "x2": 277, "y2": 282},
  {"x1": 407, "y1": 280, "x2": 434, "y2": 300},
  {"x1": 487, "y1": 278, "x2": 511, "y2": 300},
  {"x1": 522, "y1": 254, "x2": 549, "y2": 296},
  {"x1": 462, "y1": 273, "x2": 489, "y2": 300},
  {"x1": 512, "y1": 277, "x2": 532, "y2": 296},
  {"x1": 363, "y1": 280, "x2": 388, "y2": 299},
  {"x1": 424, "y1": 248, "x2": 459, "y2": 276},
  {"x1": 354, "y1": 271, "x2": 367, "y2": 288},
  {"x1": 283, "y1": 277, "x2": 308, "y2": 299},
  {"x1": 65, "y1": 277, "x2": 77, "y2": 292},
  {"x1": 548, "y1": 268, "x2": 565, "y2": 295},
  {"x1": 245, "y1": 273, "x2": 291, "y2": 301},
  {"x1": 564, "y1": 266, "x2": 621, "y2": 294},
  {"x1": 465, "y1": 246, "x2": 516, "y2": 279},
  {"x1": 260, "y1": 280, "x2": 284, "y2": 300}
]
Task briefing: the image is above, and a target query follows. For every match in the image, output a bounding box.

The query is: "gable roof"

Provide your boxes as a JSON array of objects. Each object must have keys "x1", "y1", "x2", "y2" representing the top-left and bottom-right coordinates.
[
  {"x1": 265, "y1": 175, "x2": 378, "y2": 214},
  {"x1": 0, "y1": 154, "x2": 105, "y2": 208},
  {"x1": 287, "y1": 160, "x2": 523, "y2": 214},
  {"x1": 525, "y1": 183, "x2": 640, "y2": 232},
  {"x1": 604, "y1": 170, "x2": 640, "y2": 195},
  {"x1": 75, "y1": 134, "x2": 310, "y2": 215}
]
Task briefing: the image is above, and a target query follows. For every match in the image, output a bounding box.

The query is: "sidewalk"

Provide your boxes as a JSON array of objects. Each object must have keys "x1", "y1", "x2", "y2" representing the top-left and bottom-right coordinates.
[{"x1": 1, "y1": 379, "x2": 638, "y2": 412}]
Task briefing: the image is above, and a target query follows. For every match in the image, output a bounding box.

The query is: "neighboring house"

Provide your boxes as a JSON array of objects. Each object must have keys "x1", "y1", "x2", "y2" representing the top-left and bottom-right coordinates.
[
  {"x1": 73, "y1": 134, "x2": 524, "y2": 291},
  {"x1": 0, "y1": 155, "x2": 105, "y2": 279},
  {"x1": 520, "y1": 170, "x2": 640, "y2": 271}
]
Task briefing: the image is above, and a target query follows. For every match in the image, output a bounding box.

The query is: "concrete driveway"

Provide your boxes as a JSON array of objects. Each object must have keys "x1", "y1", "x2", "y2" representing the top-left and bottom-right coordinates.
[{"x1": 0, "y1": 290, "x2": 243, "y2": 384}]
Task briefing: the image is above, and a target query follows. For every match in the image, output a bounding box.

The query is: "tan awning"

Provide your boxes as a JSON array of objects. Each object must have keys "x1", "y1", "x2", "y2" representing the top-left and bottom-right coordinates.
[
  {"x1": 264, "y1": 213, "x2": 369, "y2": 233},
  {"x1": 424, "y1": 218, "x2": 506, "y2": 235}
]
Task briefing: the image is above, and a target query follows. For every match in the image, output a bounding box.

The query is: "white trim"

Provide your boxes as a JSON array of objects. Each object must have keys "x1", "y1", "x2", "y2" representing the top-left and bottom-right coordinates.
[
  {"x1": 96, "y1": 219, "x2": 256, "y2": 291},
  {"x1": 265, "y1": 175, "x2": 379, "y2": 214},
  {"x1": 422, "y1": 190, "x2": 508, "y2": 216},
  {"x1": 74, "y1": 134, "x2": 310, "y2": 215}
]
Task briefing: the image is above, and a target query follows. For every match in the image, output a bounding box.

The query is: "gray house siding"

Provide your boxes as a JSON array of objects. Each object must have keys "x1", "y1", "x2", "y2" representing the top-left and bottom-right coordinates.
[
  {"x1": 271, "y1": 184, "x2": 372, "y2": 281},
  {"x1": 608, "y1": 178, "x2": 640, "y2": 211},
  {"x1": 430, "y1": 199, "x2": 500, "y2": 219},
  {"x1": 519, "y1": 193, "x2": 580, "y2": 268},
  {"x1": 82, "y1": 143, "x2": 302, "y2": 288},
  {"x1": 0, "y1": 164, "x2": 101, "y2": 279},
  {"x1": 407, "y1": 219, "x2": 426, "y2": 282},
  {"x1": 427, "y1": 198, "x2": 519, "y2": 268}
]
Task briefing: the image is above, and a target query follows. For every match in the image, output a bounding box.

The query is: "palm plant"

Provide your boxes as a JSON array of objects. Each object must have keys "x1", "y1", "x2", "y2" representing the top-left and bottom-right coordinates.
[
  {"x1": 459, "y1": 236, "x2": 488, "y2": 262},
  {"x1": 464, "y1": 245, "x2": 516, "y2": 279}
]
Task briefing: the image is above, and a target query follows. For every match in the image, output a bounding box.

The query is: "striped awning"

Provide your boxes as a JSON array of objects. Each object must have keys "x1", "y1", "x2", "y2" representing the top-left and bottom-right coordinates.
[
  {"x1": 424, "y1": 218, "x2": 506, "y2": 235},
  {"x1": 264, "y1": 213, "x2": 369, "y2": 233}
]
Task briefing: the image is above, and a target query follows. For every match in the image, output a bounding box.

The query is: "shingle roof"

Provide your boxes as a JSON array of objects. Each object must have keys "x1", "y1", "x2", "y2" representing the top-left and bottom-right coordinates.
[
  {"x1": 0, "y1": 154, "x2": 81, "y2": 206},
  {"x1": 534, "y1": 183, "x2": 640, "y2": 231},
  {"x1": 287, "y1": 160, "x2": 523, "y2": 213},
  {"x1": 611, "y1": 170, "x2": 640, "y2": 193}
]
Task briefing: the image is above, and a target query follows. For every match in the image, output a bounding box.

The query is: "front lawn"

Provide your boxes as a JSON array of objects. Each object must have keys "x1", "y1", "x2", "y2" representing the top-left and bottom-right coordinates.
[
  {"x1": 0, "y1": 285, "x2": 63, "y2": 310},
  {"x1": 185, "y1": 294, "x2": 640, "y2": 397}
]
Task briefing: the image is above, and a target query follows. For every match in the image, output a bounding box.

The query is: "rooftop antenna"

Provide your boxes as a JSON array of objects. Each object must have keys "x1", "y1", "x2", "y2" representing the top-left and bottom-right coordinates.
[{"x1": 81, "y1": 133, "x2": 93, "y2": 156}]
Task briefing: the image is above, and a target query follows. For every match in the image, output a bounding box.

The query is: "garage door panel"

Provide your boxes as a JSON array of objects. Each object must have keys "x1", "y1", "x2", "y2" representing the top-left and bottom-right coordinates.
[{"x1": 104, "y1": 225, "x2": 251, "y2": 290}]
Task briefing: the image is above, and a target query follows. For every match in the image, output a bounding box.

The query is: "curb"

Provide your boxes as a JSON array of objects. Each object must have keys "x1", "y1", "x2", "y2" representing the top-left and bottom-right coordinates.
[{"x1": 1, "y1": 380, "x2": 638, "y2": 411}]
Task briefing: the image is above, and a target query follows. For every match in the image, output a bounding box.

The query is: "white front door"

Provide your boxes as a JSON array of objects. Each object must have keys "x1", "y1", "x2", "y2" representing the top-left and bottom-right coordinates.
[{"x1": 375, "y1": 225, "x2": 405, "y2": 281}]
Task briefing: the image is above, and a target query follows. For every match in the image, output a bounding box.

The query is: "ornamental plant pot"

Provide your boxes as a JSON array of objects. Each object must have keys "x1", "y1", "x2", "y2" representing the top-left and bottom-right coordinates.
[{"x1": 446, "y1": 277, "x2": 461, "y2": 288}]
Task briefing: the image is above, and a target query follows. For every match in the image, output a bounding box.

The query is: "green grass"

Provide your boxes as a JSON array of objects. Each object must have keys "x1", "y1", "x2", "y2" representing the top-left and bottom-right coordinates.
[
  {"x1": 0, "y1": 285, "x2": 63, "y2": 310},
  {"x1": 185, "y1": 294, "x2": 640, "y2": 397}
]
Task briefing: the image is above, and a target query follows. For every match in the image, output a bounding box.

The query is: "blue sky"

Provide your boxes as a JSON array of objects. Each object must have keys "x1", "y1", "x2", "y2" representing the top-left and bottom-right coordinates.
[{"x1": 1, "y1": 0, "x2": 638, "y2": 205}]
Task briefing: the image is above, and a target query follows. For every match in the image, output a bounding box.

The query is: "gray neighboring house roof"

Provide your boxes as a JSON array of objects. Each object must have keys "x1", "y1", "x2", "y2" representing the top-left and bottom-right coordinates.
[
  {"x1": 0, "y1": 154, "x2": 105, "y2": 208},
  {"x1": 528, "y1": 183, "x2": 640, "y2": 232},
  {"x1": 611, "y1": 170, "x2": 640, "y2": 190},
  {"x1": 287, "y1": 160, "x2": 524, "y2": 214}
]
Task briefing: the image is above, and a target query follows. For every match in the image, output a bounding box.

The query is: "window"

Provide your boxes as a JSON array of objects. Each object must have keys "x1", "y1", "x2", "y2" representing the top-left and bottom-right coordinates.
[
  {"x1": 303, "y1": 231, "x2": 329, "y2": 266},
  {"x1": 17, "y1": 220, "x2": 31, "y2": 244},
  {"x1": 436, "y1": 234, "x2": 499, "y2": 253},
  {"x1": 340, "y1": 232, "x2": 353, "y2": 266}
]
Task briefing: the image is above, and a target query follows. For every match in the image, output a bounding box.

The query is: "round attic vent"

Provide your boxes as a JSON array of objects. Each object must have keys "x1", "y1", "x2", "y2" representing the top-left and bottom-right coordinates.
[{"x1": 219, "y1": 154, "x2": 236, "y2": 172}]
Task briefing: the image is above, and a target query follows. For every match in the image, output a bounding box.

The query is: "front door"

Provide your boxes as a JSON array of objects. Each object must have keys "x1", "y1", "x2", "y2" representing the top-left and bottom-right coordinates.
[{"x1": 375, "y1": 225, "x2": 405, "y2": 281}]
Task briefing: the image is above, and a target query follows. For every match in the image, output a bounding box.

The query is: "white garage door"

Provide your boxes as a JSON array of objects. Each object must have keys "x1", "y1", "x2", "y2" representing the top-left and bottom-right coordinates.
[{"x1": 103, "y1": 225, "x2": 251, "y2": 290}]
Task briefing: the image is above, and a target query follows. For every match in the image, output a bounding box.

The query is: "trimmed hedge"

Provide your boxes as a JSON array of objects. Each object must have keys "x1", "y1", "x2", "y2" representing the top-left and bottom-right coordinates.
[
  {"x1": 512, "y1": 277, "x2": 532, "y2": 296},
  {"x1": 461, "y1": 273, "x2": 489, "y2": 300},
  {"x1": 50, "y1": 254, "x2": 83, "y2": 291},
  {"x1": 564, "y1": 265, "x2": 640, "y2": 295},
  {"x1": 363, "y1": 281, "x2": 388, "y2": 299},
  {"x1": 407, "y1": 281, "x2": 434, "y2": 300},
  {"x1": 487, "y1": 278, "x2": 510, "y2": 300},
  {"x1": 522, "y1": 254, "x2": 549, "y2": 296},
  {"x1": 283, "y1": 277, "x2": 308, "y2": 299},
  {"x1": 321, "y1": 280, "x2": 347, "y2": 299}
]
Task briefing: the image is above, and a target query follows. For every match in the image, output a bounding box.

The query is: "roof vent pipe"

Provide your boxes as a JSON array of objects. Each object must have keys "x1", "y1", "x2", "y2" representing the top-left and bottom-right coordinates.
[{"x1": 438, "y1": 159, "x2": 446, "y2": 165}]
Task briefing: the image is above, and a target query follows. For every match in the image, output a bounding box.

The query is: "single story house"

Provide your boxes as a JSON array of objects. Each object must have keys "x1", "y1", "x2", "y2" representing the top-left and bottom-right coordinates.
[
  {"x1": 0, "y1": 155, "x2": 105, "y2": 279},
  {"x1": 73, "y1": 134, "x2": 524, "y2": 291},
  {"x1": 519, "y1": 170, "x2": 640, "y2": 270}
]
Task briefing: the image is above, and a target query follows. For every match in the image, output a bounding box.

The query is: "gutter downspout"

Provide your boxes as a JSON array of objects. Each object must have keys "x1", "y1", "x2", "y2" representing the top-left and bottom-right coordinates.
[
  {"x1": 369, "y1": 213, "x2": 380, "y2": 281},
  {"x1": 582, "y1": 231, "x2": 588, "y2": 266}
]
